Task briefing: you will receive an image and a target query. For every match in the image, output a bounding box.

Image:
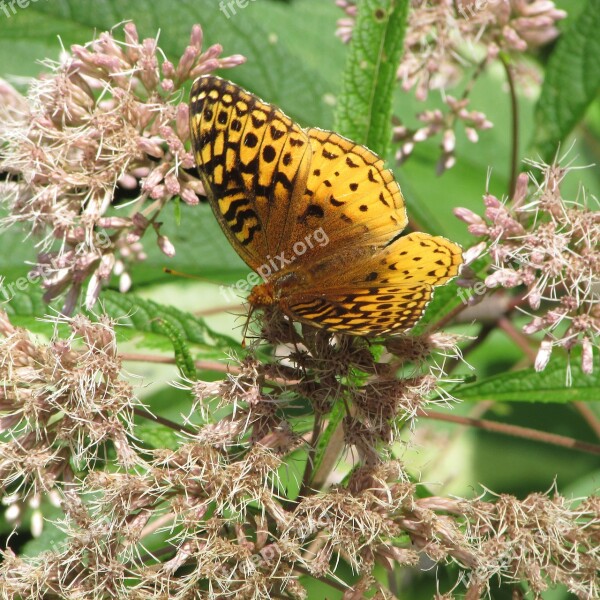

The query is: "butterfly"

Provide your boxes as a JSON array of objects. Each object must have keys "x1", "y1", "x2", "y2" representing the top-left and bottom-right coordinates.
[{"x1": 189, "y1": 75, "x2": 462, "y2": 336}]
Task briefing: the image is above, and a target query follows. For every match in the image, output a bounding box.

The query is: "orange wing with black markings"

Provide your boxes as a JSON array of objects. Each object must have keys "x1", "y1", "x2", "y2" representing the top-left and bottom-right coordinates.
[{"x1": 190, "y1": 75, "x2": 463, "y2": 336}]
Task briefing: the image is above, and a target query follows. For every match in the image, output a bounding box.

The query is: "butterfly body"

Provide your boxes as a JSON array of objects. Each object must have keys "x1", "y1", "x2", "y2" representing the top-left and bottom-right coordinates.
[{"x1": 190, "y1": 75, "x2": 463, "y2": 336}]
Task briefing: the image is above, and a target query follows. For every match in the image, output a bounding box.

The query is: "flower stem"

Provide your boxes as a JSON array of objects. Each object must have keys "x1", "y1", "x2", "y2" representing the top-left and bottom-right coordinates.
[{"x1": 500, "y1": 54, "x2": 519, "y2": 197}]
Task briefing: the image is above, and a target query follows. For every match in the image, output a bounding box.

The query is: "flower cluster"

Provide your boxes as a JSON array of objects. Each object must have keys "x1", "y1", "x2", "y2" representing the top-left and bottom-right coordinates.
[
  {"x1": 1, "y1": 309, "x2": 596, "y2": 598},
  {"x1": 0, "y1": 309, "x2": 139, "y2": 537},
  {"x1": 0, "y1": 23, "x2": 245, "y2": 312},
  {"x1": 335, "y1": 0, "x2": 566, "y2": 171},
  {"x1": 455, "y1": 160, "x2": 599, "y2": 375},
  {"x1": 393, "y1": 96, "x2": 493, "y2": 175}
]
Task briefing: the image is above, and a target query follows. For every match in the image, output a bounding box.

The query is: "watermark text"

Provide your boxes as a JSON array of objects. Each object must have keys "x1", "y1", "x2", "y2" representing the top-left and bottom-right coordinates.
[
  {"x1": 219, "y1": 226, "x2": 329, "y2": 303},
  {"x1": 219, "y1": 0, "x2": 258, "y2": 19}
]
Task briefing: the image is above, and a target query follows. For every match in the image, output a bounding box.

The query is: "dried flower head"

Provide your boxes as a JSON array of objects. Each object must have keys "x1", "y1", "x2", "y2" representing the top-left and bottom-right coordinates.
[
  {"x1": 0, "y1": 302, "x2": 597, "y2": 598},
  {"x1": 0, "y1": 310, "x2": 139, "y2": 533},
  {"x1": 0, "y1": 22, "x2": 245, "y2": 312}
]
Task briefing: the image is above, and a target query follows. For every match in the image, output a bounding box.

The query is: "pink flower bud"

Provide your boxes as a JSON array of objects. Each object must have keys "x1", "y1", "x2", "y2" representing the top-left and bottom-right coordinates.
[
  {"x1": 176, "y1": 46, "x2": 200, "y2": 81},
  {"x1": 138, "y1": 137, "x2": 165, "y2": 159},
  {"x1": 161, "y1": 79, "x2": 175, "y2": 93},
  {"x1": 468, "y1": 224, "x2": 490, "y2": 237},
  {"x1": 189, "y1": 58, "x2": 220, "y2": 79},
  {"x1": 150, "y1": 184, "x2": 166, "y2": 199},
  {"x1": 97, "y1": 217, "x2": 131, "y2": 230},
  {"x1": 190, "y1": 24, "x2": 203, "y2": 50},
  {"x1": 142, "y1": 163, "x2": 169, "y2": 190},
  {"x1": 124, "y1": 22, "x2": 139, "y2": 43},
  {"x1": 442, "y1": 129, "x2": 456, "y2": 153},
  {"x1": 117, "y1": 174, "x2": 138, "y2": 190},
  {"x1": 165, "y1": 173, "x2": 181, "y2": 195},
  {"x1": 161, "y1": 60, "x2": 176, "y2": 79},
  {"x1": 454, "y1": 207, "x2": 485, "y2": 226},
  {"x1": 465, "y1": 127, "x2": 479, "y2": 143},
  {"x1": 527, "y1": 289, "x2": 541, "y2": 310},
  {"x1": 201, "y1": 44, "x2": 223, "y2": 61},
  {"x1": 114, "y1": 260, "x2": 124, "y2": 276},
  {"x1": 534, "y1": 340, "x2": 553, "y2": 372},
  {"x1": 485, "y1": 269, "x2": 521, "y2": 288},
  {"x1": 393, "y1": 125, "x2": 408, "y2": 139},
  {"x1": 462, "y1": 242, "x2": 487, "y2": 265},
  {"x1": 581, "y1": 337, "x2": 593, "y2": 375},
  {"x1": 158, "y1": 235, "x2": 176, "y2": 257},
  {"x1": 181, "y1": 187, "x2": 200, "y2": 205},
  {"x1": 176, "y1": 103, "x2": 190, "y2": 141},
  {"x1": 218, "y1": 54, "x2": 247, "y2": 69},
  {"x1": 119, "y1": 271, "x2": 132, "y2": 293},
  {"x1": 413, "y1": 127, "x2": 430, "y2": 142},
  {"x1": 402, "y1": 141, "x2": 414, "y2": 156},
  {"x1": 512, "y1": 172, "x2": 529, "y2": 208},
  {"x1": 483, "y1": 194, "x2": 501, "y2": 208}
]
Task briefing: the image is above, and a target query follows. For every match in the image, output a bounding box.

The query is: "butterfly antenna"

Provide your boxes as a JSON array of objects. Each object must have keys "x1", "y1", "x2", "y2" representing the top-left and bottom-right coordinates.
[{"x1": 163, "y1": 268, "x2": 208, "y2": 282}]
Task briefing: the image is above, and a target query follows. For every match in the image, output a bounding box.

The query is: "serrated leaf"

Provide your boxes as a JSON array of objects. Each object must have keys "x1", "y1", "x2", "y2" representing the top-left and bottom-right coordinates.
[
  {"x1": 1, "y1": 288, "x2": 239, "y2": 358},
  {"x1": 532, "y1": 0, "x2": 600, "y2": 160},
  {"x1": 1, "y1": 287, "x2": 49, "y2": 319},
  {"x1": 456, "y1": 358, "x2": 600, "y2": 403},
  {"x1": 97, "y1": 290, "x2": 239, "y2": 353},
  {"x1": 335, "y1": 0, "x2": 410, "y2": 155},
  {"x1": 155, "y1": 317, "x2": 197, "y2": 379}
]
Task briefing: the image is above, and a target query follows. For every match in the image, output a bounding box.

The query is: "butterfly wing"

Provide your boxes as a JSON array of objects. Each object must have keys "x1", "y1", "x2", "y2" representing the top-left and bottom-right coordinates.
[
  {"x1": 189, "y1": 75, "x2": 312, "y2": 271},
  {"x1": 272, "y1": 128, "x2": 408, "y2": 266},
  {"x1": 190, "y1": 76, "x2": 462, "y2": 337},
  {"x1": 282, "y1": 232, "x2": 463, "y2": 335},
  {"x1": 190, "y1": 77, "x2": 408, "y2": 272}
]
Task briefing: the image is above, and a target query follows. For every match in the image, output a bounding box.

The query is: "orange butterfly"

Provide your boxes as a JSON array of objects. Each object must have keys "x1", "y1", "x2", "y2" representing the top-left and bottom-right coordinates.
[{"x1": 190, "y1": 76, "x2": 462, "y2": 336}]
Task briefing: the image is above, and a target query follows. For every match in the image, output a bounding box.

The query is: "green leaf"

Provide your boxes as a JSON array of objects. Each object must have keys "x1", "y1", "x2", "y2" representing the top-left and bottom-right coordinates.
[
  {"x1": 1, "y1": 288, "x2": 239, "y2": 358},
  {"x1": 135, "y1": 421, "x2": 181, "y2": 451},
  {"x1": 456, "y1": 358, "x2": 600, "y2": 403},
  {"x1": 1, "y1": 287, "x2": 49, "y2": 319},
  {"x1": 97, "y1": 289, "x2": 239, "y2": 354},
  {"x1": 154, "y1": 316, "x2": 197, "y2": 379},
  {"x1": 532, "y1": 0, "x2": 600, "y2": 160},
  {"x1": 335, "y1": 0, "x2": 410, "y2": 155}
]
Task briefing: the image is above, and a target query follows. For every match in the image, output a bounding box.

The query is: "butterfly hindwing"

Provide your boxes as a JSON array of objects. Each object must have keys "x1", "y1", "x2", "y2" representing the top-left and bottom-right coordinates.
[{"x1": 284, "y1": 233, "x2": 463, "y2": 335}]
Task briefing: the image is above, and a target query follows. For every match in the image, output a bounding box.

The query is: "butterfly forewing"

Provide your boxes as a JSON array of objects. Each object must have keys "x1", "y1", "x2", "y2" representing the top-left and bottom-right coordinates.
[{"x1": 189, "y1": 75, "x2": 311, "y2": 270}]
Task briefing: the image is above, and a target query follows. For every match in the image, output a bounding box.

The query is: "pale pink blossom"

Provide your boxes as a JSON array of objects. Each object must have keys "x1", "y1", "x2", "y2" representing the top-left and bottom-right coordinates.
[{"x1": 0, "y1": 23, "x2": 245, "y2": 313}]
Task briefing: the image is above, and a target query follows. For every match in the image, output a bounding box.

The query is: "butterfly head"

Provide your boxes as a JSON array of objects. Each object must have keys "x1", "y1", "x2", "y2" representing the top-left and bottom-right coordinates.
[{"x1": 247, "y1": 282, "x2": 276, "y2": 308}]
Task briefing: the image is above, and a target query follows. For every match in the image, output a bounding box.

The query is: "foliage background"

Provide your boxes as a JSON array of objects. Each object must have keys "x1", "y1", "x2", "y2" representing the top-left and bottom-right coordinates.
[{"x1": 0, "y1": 1, "x2": 598, "y2": 598}]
